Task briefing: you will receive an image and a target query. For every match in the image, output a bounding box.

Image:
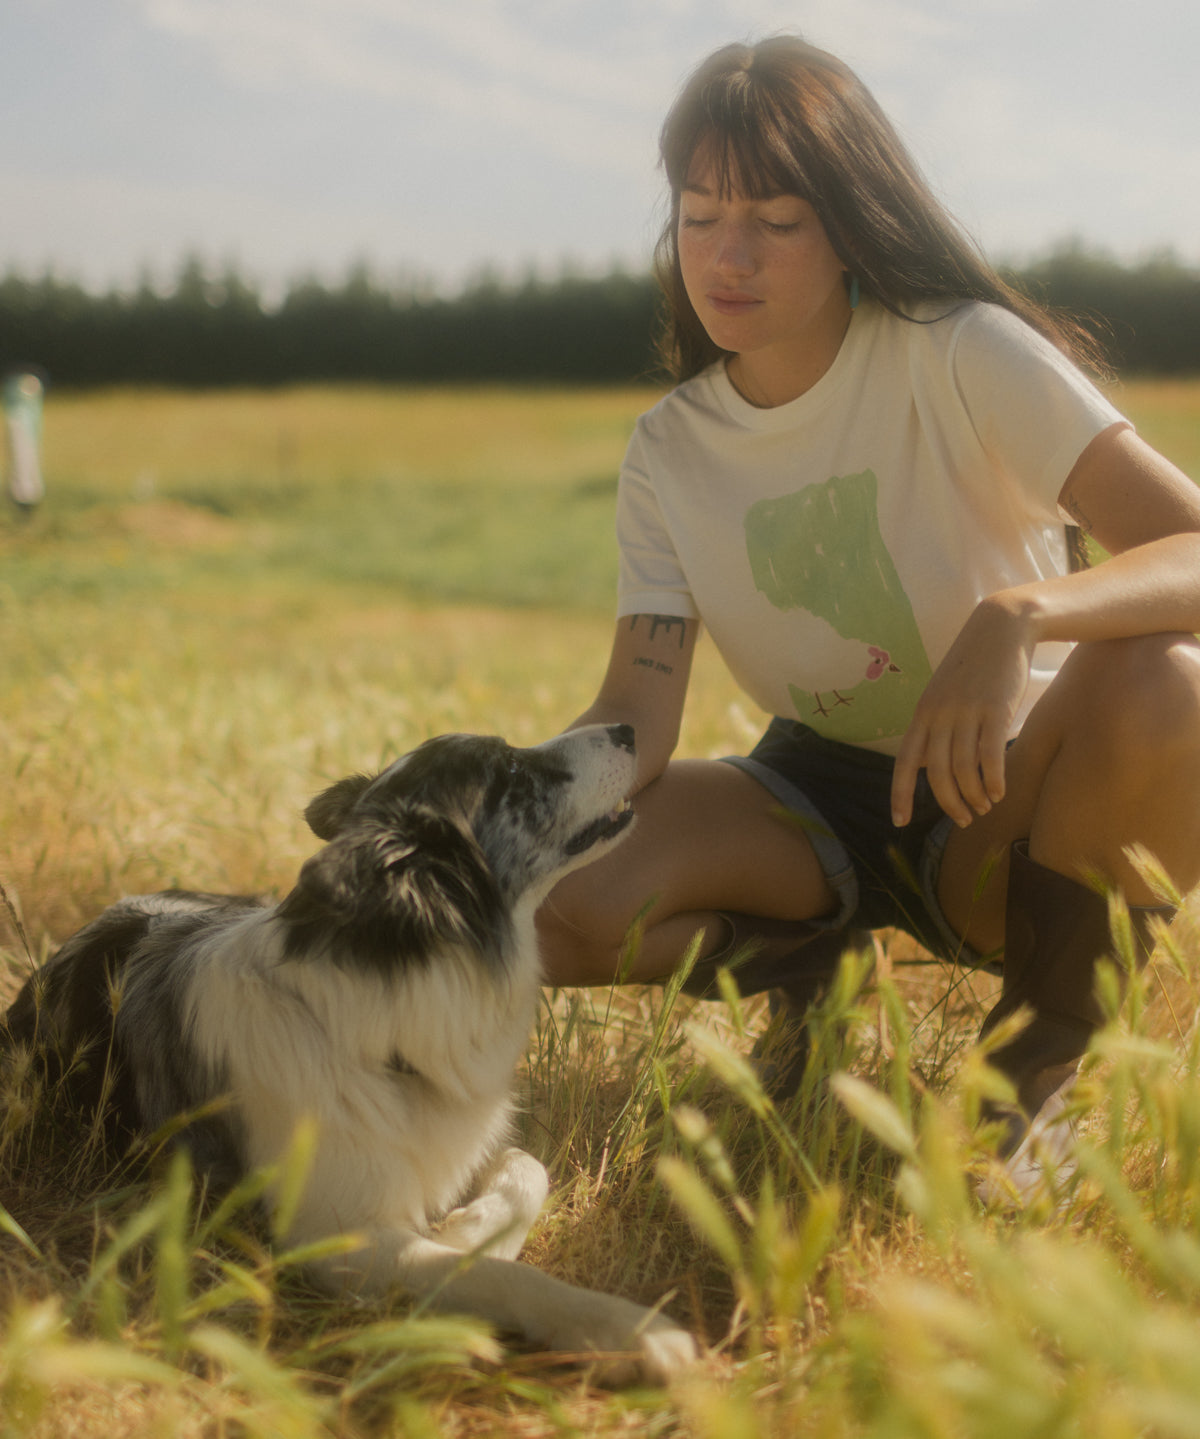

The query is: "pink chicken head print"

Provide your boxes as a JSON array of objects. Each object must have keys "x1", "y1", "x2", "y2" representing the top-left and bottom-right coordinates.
[{"x1": 866, "y1": 646, "x2": 902, "y2": 681}]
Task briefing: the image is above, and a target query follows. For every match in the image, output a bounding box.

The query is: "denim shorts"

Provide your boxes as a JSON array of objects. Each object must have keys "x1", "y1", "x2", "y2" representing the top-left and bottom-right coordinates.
[{"x1": 722, "y1": 718, "x2": 983, "y2": 966}]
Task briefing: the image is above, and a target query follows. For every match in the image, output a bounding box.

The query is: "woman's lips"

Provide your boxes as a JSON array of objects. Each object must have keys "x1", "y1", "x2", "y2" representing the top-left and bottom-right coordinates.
[{"x1": 707, "y1": 292, "x2": 762, "y2": 316}]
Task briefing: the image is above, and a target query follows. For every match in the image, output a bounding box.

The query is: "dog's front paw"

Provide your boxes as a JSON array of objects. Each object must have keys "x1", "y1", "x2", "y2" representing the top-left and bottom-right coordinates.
[
  {"x1": 553, "y1": 1295, "x2": 698, "y2": 1386},
  {"x1": 630, "y1": 1311, "x2": 699, "y2": 1386}
]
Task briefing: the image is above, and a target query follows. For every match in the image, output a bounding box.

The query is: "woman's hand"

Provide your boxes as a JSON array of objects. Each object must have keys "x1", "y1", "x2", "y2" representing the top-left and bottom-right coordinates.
[
  {"x1": 891, "y1": 426, "x2": 1200, "y2": 830},
  {"x1": 891, "y1": 595, "x2": 1038, "y2": 829}
]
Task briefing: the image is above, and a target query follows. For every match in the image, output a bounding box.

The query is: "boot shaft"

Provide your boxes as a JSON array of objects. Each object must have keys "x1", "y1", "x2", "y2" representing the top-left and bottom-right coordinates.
[{"x1": 984, "y1": 840, "x2": 1172, "y2": 1041}]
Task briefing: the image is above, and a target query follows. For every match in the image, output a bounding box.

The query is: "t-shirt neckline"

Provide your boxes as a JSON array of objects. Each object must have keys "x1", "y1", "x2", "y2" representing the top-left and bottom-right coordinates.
[{"x1": 709, "y1": 302, "x2": 874, "y2": 430}]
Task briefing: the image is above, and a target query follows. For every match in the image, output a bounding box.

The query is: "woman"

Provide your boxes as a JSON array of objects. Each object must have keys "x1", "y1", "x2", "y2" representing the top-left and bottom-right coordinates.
[{"x1": 537, "y1": 37, "x2": 1200, "y2": 1198}]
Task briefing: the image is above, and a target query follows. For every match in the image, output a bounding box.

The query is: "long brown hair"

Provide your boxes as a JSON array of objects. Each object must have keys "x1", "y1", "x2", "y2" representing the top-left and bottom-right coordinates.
[{"x1": 654, "y1": 37, "x2": 1103, "y2": 386}]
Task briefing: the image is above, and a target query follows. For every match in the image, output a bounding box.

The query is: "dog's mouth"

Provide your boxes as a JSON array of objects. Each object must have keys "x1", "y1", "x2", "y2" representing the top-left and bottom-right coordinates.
[{"x1": 565, "y1": 797, "x2": 635, "y2": 857}]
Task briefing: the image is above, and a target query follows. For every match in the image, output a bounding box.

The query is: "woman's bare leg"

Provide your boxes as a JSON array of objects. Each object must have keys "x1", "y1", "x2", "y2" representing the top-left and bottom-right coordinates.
[
  {"x1": 543, "y1": 635, "x2": 1200, "y2": 987},
  {"x1": 938, "y1": 633, "x2": 1200, "y2": 953}
]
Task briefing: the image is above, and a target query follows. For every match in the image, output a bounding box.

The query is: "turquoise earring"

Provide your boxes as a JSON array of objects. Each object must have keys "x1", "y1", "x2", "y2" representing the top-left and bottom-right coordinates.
[{"x1": 848, "y1": 275, "x2": 861, "y2": 310}]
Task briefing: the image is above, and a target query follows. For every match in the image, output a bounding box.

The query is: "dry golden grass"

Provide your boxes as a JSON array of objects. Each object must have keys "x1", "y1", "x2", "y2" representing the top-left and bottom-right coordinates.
[
  {"x1": 38, "y1": 383, "x2": 664, "y2": 493},
  {"x1": 38, "y1": 376, "x2": 1200, "y2": 498},
  {"x1": 1115, "y1": 377, "x2": 1200, "y2": 477},
  {"x1": 2, "y1": 380, "x2": 1200, "y2": 1437},
  {"x1": 0, "y1": 595, "x2": 761, "y2": 949}
]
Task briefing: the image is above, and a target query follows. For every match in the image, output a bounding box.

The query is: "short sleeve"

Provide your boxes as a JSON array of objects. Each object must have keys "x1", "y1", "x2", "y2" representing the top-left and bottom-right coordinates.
[
  {"x1": 949, "y1": 305, "x2": 1129, "y2": 523},
  {"x1": 614, "y1": 422, "x2": 699, "y2": 620}
]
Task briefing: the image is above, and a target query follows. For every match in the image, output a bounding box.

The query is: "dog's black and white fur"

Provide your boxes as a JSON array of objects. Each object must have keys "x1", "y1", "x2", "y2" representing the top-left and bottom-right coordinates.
[{"x1": 2, "y1": 725, "x2": 696, "y2": 1383}]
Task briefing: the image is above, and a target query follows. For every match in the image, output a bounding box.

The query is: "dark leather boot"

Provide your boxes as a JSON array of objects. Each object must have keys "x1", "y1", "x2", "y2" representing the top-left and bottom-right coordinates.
[
  {"x1": 977, "y1": 839, "x2": 1174, "y2": 1205},
  {"x1": 681, "y1": 913, "x2": 874, "y2": 1103}
]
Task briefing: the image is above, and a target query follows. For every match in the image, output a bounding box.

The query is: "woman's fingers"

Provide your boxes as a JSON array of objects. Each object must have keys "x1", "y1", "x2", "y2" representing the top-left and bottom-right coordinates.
[
  {"x1": 890, "y1": 723, "x2": 926, "y2": 828},
  {"x1": 978, "y1": 711, "x2": 1009, "y2": 808},
  {"x1": 893, "y1": 599, "x2": 1033, "y2": 829},
  {"x1": 925, "y1": 718, "x2": 980, "y2": 828},
  {"x1": 893, "y1": 709, "x2": 1008, "y2": 829}
]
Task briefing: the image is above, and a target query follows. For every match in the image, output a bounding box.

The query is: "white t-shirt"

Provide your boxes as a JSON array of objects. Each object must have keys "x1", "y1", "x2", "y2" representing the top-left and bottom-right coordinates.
[{"x1": 616, "y1": 299, "x2": 1127, "y2": 755}]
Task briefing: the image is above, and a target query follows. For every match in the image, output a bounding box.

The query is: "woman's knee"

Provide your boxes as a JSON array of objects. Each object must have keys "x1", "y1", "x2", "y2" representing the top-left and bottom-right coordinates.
[
  {"x1": 1057, "y1": 633, "x2": 1200, "y2": 760},
  {"x1": 536, "y1": 870, "x2": 637, "y2": 986}
]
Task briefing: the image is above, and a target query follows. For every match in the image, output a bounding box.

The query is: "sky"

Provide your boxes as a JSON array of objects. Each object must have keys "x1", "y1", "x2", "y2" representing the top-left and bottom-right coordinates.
[{"x1": 3, "y1": 0, "x2": 1198, "y2": 297}]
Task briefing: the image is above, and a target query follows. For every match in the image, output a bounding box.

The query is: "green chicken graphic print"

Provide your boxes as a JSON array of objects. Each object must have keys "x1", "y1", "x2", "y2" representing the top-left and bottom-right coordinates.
[{"x1": 745, "y1": 469, "x2": 932, "y2": 744}]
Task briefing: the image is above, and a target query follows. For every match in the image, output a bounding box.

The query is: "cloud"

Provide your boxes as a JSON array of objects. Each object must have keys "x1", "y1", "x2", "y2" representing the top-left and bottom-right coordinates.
[
  {"x1": 914, "y1": 66, "x2": 1200, "y2": 261},
  {"x1": 138, "y1": 0, "x2": 665, "y2": 176},
  {"x1": 127, "y1": 0, "x2": 978, "y2": 199},
  {"x1": 718, "y1": 0, "x2": 951, "y2": 71},
  {"x1": 0, "y1": 164, "x2": 379, "y2": 289},
  {"x1": 6, "y1": 0, "x2": 1196, "y2": 290}
]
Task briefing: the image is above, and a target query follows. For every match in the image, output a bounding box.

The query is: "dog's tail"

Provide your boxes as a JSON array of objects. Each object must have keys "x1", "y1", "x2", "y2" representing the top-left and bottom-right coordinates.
[{"x1": 1, "y1": 907, "x2": 150, "y2": 1135}]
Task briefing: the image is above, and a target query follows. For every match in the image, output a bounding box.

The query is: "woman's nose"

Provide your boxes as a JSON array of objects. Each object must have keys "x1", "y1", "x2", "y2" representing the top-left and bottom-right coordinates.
[{"x1": 713, "y1": 221, "x2": 756, "y2": 275}]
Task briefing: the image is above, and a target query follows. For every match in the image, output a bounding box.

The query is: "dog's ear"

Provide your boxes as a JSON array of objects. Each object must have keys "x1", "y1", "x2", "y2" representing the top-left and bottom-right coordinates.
[
  {"x1": 304, "y1": 774, "x2": 373, "y2": 841},
  {"x1": 281, "y1": 809, "x2": 509, "y2": 969}
]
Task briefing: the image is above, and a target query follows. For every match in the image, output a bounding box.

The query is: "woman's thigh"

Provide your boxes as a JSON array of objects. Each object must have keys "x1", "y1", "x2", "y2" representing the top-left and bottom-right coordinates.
[
  {"x1": 538, "y1": 757, "x2": 837, "y2": 984},
  {"x1": 936, "y1": 632, "x2": 1200, "y2": 956}
]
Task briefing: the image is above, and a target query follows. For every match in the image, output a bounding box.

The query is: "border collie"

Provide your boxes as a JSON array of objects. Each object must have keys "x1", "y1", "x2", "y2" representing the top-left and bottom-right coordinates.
[{"x1": 2, "y1": 725, "x2": 696, "y2": 1384}]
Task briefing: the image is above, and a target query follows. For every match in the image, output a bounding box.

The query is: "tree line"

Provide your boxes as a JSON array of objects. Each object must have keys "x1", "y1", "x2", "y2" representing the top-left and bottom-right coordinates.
[{"x1": 2, "y1": 245, "x2": 1198, "y2": 389}]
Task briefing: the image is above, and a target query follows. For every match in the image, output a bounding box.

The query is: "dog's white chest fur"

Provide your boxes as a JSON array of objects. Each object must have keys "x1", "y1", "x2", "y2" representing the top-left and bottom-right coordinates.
[{"x1": 187, "y1": 903, "x2": 544, "y2": 1234}]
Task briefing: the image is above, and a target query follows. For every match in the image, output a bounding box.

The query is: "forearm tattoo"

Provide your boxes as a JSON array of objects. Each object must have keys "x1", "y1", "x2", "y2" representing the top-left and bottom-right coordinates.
[
  {"x1": 628, "y1": 613, "x2": 688, "y2": 676},
  {"x1": 627, "y1": 614, "x2": 688, "y2": 647}
]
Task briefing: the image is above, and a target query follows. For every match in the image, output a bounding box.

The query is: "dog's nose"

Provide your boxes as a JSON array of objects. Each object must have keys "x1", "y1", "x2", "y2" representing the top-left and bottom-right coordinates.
[{"x1": 607, "y1": 723, "x2": 636, "y2": 753}]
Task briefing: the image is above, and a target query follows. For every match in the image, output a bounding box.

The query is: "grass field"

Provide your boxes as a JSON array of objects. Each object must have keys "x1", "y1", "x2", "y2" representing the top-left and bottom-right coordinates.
[{"x1": 2, "y1": 379, "x2": 1200, "y2": 1437}]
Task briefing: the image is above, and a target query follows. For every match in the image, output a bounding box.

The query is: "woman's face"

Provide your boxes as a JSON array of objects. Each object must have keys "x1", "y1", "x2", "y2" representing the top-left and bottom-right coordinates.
[{"x1": 677, "y1": 144, "x2": 851, "y2": 404}]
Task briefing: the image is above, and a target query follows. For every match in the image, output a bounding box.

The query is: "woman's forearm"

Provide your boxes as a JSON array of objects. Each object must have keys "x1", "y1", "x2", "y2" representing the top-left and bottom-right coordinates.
[
  {"x1": 988, "y1": 532, "x2": 1200, "y2": 647},
  {"x1": 565, "y1": 615, "x2": 699, "y2": 792}
]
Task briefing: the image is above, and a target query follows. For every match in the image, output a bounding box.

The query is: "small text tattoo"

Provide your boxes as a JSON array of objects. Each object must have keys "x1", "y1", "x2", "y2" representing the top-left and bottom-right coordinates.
[
  {"x1": 633, "y1": 656, "x2": 675, "y2": 675},
  {"x1": 627, "y1": 613, "x2": 688, "y2": 648}
]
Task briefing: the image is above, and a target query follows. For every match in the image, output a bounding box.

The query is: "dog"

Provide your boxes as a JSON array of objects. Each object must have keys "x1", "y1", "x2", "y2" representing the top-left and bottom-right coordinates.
[{"x1": 2, "y1": 724, "x2": 697, "y2": 1384}]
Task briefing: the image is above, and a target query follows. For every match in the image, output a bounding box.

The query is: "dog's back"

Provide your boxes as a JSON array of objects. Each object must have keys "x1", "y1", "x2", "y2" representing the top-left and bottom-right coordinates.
[{"x1": 2, "y1": 891, "x2": 266, "y2": 1179}]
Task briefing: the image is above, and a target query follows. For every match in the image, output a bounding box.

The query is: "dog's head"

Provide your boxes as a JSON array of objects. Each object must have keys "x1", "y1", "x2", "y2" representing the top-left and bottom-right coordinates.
[{"x1": 279, "y1": 725, "x2": 637, "y2": 974}]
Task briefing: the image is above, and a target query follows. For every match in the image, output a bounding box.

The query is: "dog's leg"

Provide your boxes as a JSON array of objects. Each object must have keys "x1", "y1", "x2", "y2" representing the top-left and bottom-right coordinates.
[
  {"x1": 400, "y1": 1236, "x2": 698, "y2": 1386},
  {"x1": 433, "y1": 1147, "x2": 548, "y2": 1261},
  {"x1": 306, "y1": 1229, "x2": 697, "y2": 1385}
]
